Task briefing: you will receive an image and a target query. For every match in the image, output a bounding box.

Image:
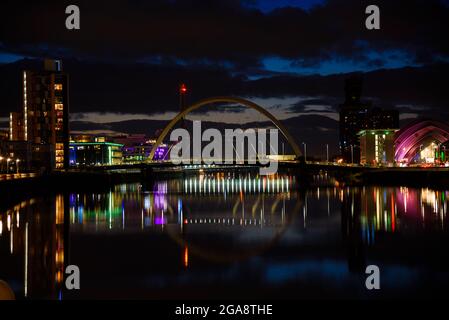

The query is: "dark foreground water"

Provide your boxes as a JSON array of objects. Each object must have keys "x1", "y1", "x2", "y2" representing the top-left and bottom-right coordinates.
[{"x1": 1, "y1": 172, "x2": 448, "y2": 299}]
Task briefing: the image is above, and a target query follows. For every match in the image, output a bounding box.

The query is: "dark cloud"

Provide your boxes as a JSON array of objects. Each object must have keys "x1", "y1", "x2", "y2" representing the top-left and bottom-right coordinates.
[
  {"x1": 0, "y1": 0, "x2": 448, "y2": 67},
  {"x1": 1, "y1": 58, "x2": 447, "y2": 122},
  {"x1": 289, "y1": 98, "x2": 340, "y2": 113}
]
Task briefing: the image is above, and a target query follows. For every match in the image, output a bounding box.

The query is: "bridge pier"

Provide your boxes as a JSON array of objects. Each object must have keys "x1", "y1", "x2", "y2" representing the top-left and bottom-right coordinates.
[
  {"x1": 280, "y1": 161, "x2": 313, "y2": 190},
  {"x1": 141, "y1": 165, "x2": 156, "y2": 191}
]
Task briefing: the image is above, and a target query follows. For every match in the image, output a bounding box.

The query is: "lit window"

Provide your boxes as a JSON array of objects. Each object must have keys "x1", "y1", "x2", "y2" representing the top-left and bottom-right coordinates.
[{"x1": 54, "y1": 84, "x2": 63, "y2": 90}]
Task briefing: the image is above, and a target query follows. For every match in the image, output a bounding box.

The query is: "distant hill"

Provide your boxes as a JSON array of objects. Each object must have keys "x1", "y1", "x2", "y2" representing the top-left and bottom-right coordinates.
[{"x1": 70, "y1": 114, "x2": 340, "y2": 158}]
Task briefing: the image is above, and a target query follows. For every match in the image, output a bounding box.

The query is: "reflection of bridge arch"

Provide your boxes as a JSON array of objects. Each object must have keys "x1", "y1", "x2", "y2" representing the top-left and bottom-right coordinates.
[{"x1": 148, "y1": 96, "x2": 301, "y2": 161}]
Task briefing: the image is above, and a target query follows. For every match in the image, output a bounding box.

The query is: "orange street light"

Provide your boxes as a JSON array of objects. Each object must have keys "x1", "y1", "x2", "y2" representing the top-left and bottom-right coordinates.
[{"x1": 6, "y1": 158, "x2": 11, "y2": 174}]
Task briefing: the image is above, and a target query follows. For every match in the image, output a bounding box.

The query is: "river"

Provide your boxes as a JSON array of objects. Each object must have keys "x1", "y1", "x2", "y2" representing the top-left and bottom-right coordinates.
[{"x1": 0, "y1": 172, "x2": 448, "y2": 299}]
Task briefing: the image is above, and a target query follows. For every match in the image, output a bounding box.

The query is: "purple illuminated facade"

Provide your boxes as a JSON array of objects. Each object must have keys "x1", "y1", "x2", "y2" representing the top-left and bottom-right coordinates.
[
  {"x1": 119, "y1": 138, "x2": 169, "y2": 162},
  {"x1": 395, "y1": 120, "x2": 449, "y2": 163},
  {"x1": 153, "y1": 145, "x2": 169, "y2": 161}
]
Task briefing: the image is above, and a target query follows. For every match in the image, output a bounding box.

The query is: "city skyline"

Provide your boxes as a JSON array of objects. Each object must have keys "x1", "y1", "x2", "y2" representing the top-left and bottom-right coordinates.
[{"x1": 0, "y1": 0, "x2": 448, "y2": 158}]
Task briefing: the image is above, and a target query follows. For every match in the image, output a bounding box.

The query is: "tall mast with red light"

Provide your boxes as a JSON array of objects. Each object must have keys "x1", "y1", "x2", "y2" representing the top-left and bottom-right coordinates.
[
  {"x1": 179, "y1": 83, "x2": 187, "y2": 112},
  {"x1": 179, "y1": 83, "x2": 188, "y2": 128}
]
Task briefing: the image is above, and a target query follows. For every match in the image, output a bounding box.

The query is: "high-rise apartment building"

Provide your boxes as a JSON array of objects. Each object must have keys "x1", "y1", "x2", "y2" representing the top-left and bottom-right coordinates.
[
  {"x1": 9, "y1": 112, "x2": 24, "y2": 141},
  {"x1": 339, "y1": 76, "x2": 399, "y2": 163},
  {"x1": 9, "y1": 59, "x2": 69, "y2": 169}
]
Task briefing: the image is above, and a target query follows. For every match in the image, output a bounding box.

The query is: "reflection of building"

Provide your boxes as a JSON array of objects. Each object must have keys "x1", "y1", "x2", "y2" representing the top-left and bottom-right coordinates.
[
  {"x1": 359, "y1": 129, "x2": 397, "y2": 165},
  {"x1": 8, "y1": 59, "x2": 70, "y2": 170},
  {"x1": 68, "y1": 176, "x2": 295, "y2": 232},
  {"x1": 0, "y1": 196, "x2": 66, "y2": 298},
  {"x1": 339, "y1": 76, "x2": 399, "y2": 163},
  {"x1": 395, "y1": 119, "x2": 449, "y2": 164},
  {"x1": 341, "y1": 187, "x2": 365, "y2": 272},
  {"x1": 340, "y1": 185, "x2": 448, "y2": 250},
  {"x1": 69, "y1": 136, "x2": 123, "y2": 166}
]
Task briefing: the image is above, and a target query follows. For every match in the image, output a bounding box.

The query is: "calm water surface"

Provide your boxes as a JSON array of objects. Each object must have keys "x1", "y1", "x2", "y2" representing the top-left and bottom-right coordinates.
[{"x1": 1, "y1": 172, "x2": 448, "y2": 299}]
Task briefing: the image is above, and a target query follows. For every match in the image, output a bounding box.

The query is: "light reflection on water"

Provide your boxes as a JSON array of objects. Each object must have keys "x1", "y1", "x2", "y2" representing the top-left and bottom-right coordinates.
[
  {"x1": 69, "y1": 175, "x2": 297, "y2": 232},
  {"x1": 0, "y1": 172, "x2": 448, "y2": 299}
]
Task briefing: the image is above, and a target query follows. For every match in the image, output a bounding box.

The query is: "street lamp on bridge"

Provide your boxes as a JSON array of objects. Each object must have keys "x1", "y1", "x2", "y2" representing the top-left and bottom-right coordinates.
[
  {"x1": 6, "y1": 158, "x2": 11, "y2": 174},
  {"x1": 302, "y1": 142, "x2": 307, "y2": 163},
  {"x1": 419, "y1": 144, "x2": 424, "y2": 163},
  {"x1": 350, "y1": 145, "x2": 354, "y2": 165}
]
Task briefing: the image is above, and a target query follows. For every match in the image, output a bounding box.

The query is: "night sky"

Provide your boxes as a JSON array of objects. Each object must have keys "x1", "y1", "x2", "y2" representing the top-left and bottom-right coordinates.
[{"x1": 0, "y1": 0, "x2": 448, "y2": 156}]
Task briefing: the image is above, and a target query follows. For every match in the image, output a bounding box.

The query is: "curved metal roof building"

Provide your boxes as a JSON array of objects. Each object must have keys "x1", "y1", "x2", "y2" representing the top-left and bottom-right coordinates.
[{"x1": 395, "y1": 119, "x2": 449, "y2": 163}]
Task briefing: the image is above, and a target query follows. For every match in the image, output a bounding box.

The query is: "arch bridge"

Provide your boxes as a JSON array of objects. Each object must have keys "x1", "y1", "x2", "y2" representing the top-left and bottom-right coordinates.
[{"x1": 148, "y1": 96, "x2": 301, "y2": 161}]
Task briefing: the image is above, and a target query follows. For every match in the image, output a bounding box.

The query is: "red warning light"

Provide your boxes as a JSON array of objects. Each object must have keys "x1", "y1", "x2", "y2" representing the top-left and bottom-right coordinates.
[{"x1": 180, "y1": 83, "x2": 187, "y2": 94}]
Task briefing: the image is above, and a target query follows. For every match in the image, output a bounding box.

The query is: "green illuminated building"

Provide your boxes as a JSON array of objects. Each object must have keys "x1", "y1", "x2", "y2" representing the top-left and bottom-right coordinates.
[
  {"x1": 69, "y1": 137, "x2": 123, "y2": 166},
  {"x1": 358, "y1": 129, "x2": 398, "y2": 165}
]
